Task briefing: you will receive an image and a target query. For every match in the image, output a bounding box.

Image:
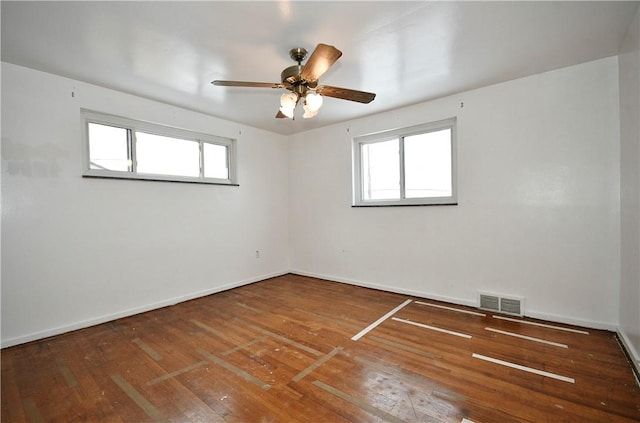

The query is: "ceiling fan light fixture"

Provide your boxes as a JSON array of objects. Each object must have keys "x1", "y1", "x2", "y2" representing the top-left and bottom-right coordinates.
[
  {"x1": 305, "y1": 90, "x2": 323, "y2": 112},
  {"x1": 280, "y1": 104, "x2": 295, "y2": 119},
  {"x1": 302, "y1": 103, "x2": 318, "y2": 119},
  {"x1": 280, "y1": 92, "x2": 297, "y2": 108},
  {"x1": 280, "y1": 92, "x2": 298, "y2": 118}
]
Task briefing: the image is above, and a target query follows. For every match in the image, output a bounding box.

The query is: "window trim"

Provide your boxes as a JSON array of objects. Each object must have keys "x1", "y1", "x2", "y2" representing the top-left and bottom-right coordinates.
[
  {"x1": 352, "y1": 117, "x2": 457, "y2": 207},
  {"x1": 81, "y1": 109, "x2": 238, "y2": 185}
]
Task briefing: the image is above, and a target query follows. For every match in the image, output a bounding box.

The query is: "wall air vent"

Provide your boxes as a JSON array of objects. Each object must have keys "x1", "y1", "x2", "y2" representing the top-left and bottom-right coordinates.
[
  {"x1": 479, "y1": 293, "x2": 500, "y2": 312},
  {"x1": 478, "y1": 292, "x2": 524, "y2": 316}
]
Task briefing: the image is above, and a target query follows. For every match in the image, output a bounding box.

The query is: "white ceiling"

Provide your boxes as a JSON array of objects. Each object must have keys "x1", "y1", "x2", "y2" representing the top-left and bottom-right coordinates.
[{"x1": 2, "y1": 1, "x2": 638, "y2": 135}]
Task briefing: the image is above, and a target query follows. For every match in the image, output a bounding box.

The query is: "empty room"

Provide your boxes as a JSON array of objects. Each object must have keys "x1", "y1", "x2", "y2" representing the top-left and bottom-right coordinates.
[{"x1": 2, "y1": 1, "x2": 639, "y2": 422}]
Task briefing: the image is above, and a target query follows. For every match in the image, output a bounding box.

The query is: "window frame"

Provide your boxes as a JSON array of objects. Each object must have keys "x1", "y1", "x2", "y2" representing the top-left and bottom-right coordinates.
[
  {"x1": 81, "y1": 109, "x2": 238, "y2": 185},
  {"x1": 352, "y1": 117, "x2": 457, "y2": 207}
]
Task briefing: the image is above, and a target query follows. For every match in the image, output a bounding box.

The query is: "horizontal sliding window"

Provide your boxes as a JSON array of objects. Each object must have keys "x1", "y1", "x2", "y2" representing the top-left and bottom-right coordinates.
[
  {"x1": 136, "y1": 132, "x2": 200, "y2": 178},
  {"x1": 88, "y1": 123, "x2": 131, "y2": 172},
  {"x1": 82, "y1": 110, "x2": 236, "y2": 185},
  {"x1": 353, "y1": 118, "x2": 457, "y2": 206}
]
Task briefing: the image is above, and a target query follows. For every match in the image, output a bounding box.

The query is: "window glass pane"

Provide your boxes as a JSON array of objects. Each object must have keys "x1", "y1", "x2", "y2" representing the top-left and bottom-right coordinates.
[
  {"x1": 136, "y1": 132, "x2": 200, "y2": 177},
  {"x1": 361, "y1": 139, "x2": 400, "y2": 200},
  {"x1": 404, "y1": 128, "x2": 452, "y2": 198},
  {"x1": 88, "y1": 123, "x2": 130, "y2": 171},
  {"x1": 203, "y1": 143, "x2": 229, "y2": 179}
]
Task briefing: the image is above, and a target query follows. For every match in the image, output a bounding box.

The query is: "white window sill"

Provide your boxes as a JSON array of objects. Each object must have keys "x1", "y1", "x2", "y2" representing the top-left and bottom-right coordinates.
[{"x1": 83, "y1": 170, "x2": 239, "y2": 186}]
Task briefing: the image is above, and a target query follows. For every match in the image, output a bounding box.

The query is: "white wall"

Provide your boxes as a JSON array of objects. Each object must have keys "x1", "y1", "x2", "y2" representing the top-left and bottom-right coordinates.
[
  {"x1": 619, "y1": 6, "x2": 640, "y2": 368},
  {"x1": 1, "y1": 63, "x2": 290, "y2": 347},
  {"x1": 0, "y1": 54, "x2": 627, "y2": 347},
  {"x1": 290, "y1": 57, "x2": 621, "y2": 329}
]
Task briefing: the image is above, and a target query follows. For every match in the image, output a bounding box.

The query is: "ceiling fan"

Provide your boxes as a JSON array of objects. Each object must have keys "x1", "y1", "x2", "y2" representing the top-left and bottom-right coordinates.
[{"x1": 212, "y1": 43, "x2": 376, "y2": 119}]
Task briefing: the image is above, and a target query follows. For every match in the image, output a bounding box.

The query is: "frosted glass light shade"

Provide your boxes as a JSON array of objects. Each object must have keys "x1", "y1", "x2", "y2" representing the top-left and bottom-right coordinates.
[
  {"x1": 303, "y1": 104, "x2": 318, "y2": 119},
  {"x1": 280, "y1": 105, "x2": 295, "y2": 118},
  {"x1": 279, "y1": 92, "x2": 298, "y2": 118},
  {"x1": 305, "y1": 91, "x2": 323, "y2": 112},
  {"x1": 280, "y1": 92, "x2": 297, "y2": 108}
]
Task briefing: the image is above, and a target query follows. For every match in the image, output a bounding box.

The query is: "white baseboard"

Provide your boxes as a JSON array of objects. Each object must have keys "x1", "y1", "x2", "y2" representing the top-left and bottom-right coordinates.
[
  {"x1": 617, "y1": 328, "x2": 640, "y2": 380},
  {"x1": 525, "y1": 310, "x2": 617, "y2": 331},
  {"x1": 290, "y1": 270, "x2": 477, "y2": 307},
  {"x1": 290, "y1": 269, "x2": 617, "y2": 331},
  {"x1": 1, "y1": 270, "x2": 289, "y2": 348},
  {"x1": 3, "y1": 269, "x2": 623, "y2": 349}
]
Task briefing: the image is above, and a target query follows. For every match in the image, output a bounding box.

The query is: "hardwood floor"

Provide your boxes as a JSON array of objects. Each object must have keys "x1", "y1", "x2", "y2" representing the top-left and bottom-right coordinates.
[{"x1": 2, "y1": 274, "x2": 639, "y2": 422}]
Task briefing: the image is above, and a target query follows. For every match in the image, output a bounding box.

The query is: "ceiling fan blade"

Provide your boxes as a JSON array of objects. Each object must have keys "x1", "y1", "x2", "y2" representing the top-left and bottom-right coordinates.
[
  {"x1": 212, "y1": 80, "x2": 284, "y2": 89},
  {"x1": 316, "y1": 85, "x2": 376, "y2": 104},
  {"x1": 300, "y1": 44, "x2": 342, "y2": 83},
  {"x1": 276, "y1": 110, "x2": 287, "y2": 118}
]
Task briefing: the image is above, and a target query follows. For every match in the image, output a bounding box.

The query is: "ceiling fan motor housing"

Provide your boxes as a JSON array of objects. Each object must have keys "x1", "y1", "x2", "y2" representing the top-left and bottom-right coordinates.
[
  {"x1": 281, "y1": 46, "x2": 321, "y2": 94},
  {"x1": 289, "y1": 47, "x2": 308, "y2": 63},
  {"x1": 281, "y1": 65, "x2": 304, "y2": 84}
]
